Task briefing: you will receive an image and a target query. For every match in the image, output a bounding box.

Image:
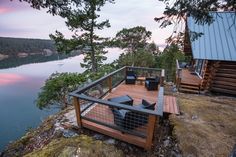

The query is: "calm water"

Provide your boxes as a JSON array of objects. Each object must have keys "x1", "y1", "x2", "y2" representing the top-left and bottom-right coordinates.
[{"x1": 0, "y1": 49, "x2": 121, "y2": 151}]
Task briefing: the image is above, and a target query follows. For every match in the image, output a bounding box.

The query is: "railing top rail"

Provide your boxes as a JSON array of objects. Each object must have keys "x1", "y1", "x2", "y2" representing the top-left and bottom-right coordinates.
[
  {"x1": 70, "y1": 66, "x2": 126, "y2": 95},
  {"x1": 127, "y1": 66, "x2": 162, "y2": 71},
  {"x1": 70, "y1": 86, "x2": 164, "y2": 116},
  {"x1": 70, "y1": 66, "x2": 163, "y2": 96},
  {"x1": 161, "y1": 69, "x2": 165, "y2": 78},
  {"x1": 176, "y1": 59, "x2": 182, "y2": 70}
]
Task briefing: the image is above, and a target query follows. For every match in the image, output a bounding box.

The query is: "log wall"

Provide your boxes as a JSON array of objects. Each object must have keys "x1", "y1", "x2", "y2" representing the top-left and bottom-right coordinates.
[{"x1": 202, "y1": 61, "x2": 236, "y2": 95}]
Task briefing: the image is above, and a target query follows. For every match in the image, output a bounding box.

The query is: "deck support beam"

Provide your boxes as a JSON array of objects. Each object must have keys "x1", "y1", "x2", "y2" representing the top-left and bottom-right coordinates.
[
  {"x1": 108, "y1": 76, "x2": 112, "y2": 93},
  {"x1": 160, "y1": 69, "x2": 165, "y2": 86},
  {"x1": 145, "y1": 115, "x2": 157, "y2": 150},
  {"x1": 73, "y1": 97, "x2": 82, "y2": 128}
]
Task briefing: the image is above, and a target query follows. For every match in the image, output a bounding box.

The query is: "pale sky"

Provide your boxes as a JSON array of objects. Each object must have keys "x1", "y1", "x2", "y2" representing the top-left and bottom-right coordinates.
[{"x1": 0, "y1": 0, "x2": 173, "y2": 49}]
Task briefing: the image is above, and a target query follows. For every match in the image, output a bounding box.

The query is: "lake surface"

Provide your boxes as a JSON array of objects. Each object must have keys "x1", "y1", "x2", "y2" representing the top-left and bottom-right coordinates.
[{"x1": 0, "y1": 49, "x2": 121, "y2": 151}]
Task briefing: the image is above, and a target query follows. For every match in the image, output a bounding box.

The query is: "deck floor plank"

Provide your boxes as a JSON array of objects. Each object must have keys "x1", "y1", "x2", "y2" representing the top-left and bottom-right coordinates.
[
  {"x1": 164, "y1": 96, "x2": 179, "y2": 114},
  {"x1": 181, "y1": 69, "x2": 201, "y2": 85}
]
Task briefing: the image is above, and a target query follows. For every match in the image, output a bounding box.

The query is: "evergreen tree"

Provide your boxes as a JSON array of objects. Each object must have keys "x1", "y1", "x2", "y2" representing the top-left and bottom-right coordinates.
[
  {"x1": 19, "y1": 0, "x2": 114, "y2": 72},
  {"x1": 155, "y1": 44, "x2": 185, "y2": 81},
  {"x1": 114, "y1": 26, "x2": 152, "y2": 65},
  {"x1": 115, "y1": 26, "x2": 152, "y2": 53},
  {"x1": 49, "y1": 0, "x2": 114, "y2": 72},
  {"x1": 155, "y1": 0, "x2": 236, "y2": 43}
]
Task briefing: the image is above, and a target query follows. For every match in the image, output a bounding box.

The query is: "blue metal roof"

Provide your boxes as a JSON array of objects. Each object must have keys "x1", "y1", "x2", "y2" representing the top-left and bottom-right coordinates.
[{"x1": 187, "y1": 12, "x2": 236, "y2": 61}]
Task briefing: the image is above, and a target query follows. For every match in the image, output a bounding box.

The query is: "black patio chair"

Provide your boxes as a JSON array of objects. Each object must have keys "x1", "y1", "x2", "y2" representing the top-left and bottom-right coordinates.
[
  {"x1": 145, "y1": 77, "x2": 159, "y2": 91},
  {"x1": 112, "y1": 99, "x2": 155, "y2": 130},
  {"x1": 125, "y1": 70, "x2": 136, "y2": 84}
]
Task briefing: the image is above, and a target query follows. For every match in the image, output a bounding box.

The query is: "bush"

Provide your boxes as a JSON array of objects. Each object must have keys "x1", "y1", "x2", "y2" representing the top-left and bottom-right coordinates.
[{"x1": 37, "y1": 72, "x2": 86, "y2": 110}]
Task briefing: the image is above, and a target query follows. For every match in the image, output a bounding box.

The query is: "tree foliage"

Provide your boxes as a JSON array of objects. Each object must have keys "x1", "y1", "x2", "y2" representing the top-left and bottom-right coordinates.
[
  {"x1": 114, "y1": 26, "x2": 152, "y2": 65},
  {"x1": 19, "y1": 0, "x2": 114, "y2": 72},
  {"x1": 48, "y1": 0, "x2": 114, "y2": 72},
  {"x1": 36, "y1": 63, "x2": 116, "y2": 110},
  {"x1": 37, "y1": 72, "x2": 86, "y2": 110},
  {"x1": 116, "y1": 48, "x2": 156, "y2": 68},
  {"x1": 115, "y1": 26, "x2": 152, "y2": 54},
  {"x1": 155, "y1": 44, "x2": 185, "y2": 81},
  {"x1": 146, "y1": 41, "x2": 161, "y2": 55},
  {"x1": 155, "y1": 0, "x2": 236, "y2": 43}
]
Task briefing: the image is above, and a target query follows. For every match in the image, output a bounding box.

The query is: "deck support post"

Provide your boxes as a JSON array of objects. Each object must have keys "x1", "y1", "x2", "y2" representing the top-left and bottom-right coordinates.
[
  {"x1": 73, "y1": 97, "x2": 82, "y2": 128},
  {"x1": 145, "y1": 114, "x2": 157, "y2": 150},
  {"x1": 108, "y1": 76, "x2": 112, "y2": 93},
  {"x1": 160, "y1": 69, "x2": 165, "y2": 86},
  {"x1": 176, "y1": 60, "x2": 182, "y2": 91},
  {"x1": 176, "y1": 69, "x2": 182, "y2": 91}
]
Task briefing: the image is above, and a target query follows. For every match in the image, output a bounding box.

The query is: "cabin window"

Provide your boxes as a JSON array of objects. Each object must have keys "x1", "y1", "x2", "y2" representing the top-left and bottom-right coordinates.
[{"x1": 195, "y1": 59, "x2": 205, "y2": 77}]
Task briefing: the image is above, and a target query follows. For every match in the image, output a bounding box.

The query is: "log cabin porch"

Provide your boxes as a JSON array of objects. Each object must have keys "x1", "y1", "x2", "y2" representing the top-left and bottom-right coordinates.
[
  {"x1": 70, "y1": 66, "x2": 178, "y2": 150},
  {"x1": 176, "y1": 60, "x2": 202, "y2": 94}
]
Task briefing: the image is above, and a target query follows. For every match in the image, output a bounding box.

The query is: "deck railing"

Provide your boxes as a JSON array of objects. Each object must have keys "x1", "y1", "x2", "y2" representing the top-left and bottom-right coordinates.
[
  {"x1": 176, "y1": 59, "x2": 182, "y2": 90},
  {"x1": 70, "y1": 66, "x2": 165, "y2": 149}
]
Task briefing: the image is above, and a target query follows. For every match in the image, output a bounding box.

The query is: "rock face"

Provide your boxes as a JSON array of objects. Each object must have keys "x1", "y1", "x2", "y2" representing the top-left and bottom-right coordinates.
[
  {"x1": 24, "y1": 135, "x2": 123, "y2": 157},
  {"x1": 0, "y1": 54, "x2": 9, "y2": 60},
  {"x1": 1, "y1": 104, "x2": 182, "y2": 157}
]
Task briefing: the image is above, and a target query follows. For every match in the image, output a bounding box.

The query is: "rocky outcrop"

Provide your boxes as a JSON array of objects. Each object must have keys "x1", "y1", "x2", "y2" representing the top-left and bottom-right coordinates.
[
  {"x1": 1, "y1": 104, "x2": 181, "y2": 157},
  {"x1": 0, "y1": 54, "x2": 9, "y2": 60}
]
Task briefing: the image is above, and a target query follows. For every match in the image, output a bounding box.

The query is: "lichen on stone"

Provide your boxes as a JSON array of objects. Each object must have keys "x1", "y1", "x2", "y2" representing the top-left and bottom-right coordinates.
[{"x1": 24, "y1": 135, "x2": 124, "y2": 157}]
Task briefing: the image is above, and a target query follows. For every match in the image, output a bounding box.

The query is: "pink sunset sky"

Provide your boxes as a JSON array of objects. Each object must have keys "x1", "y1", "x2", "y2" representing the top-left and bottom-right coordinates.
[{"x1": 0, "y1": 0, "x2": 173, "y2": 49}]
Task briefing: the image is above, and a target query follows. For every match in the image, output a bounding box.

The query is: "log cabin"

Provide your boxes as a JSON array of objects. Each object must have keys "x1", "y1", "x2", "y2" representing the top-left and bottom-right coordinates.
[{"x1": 177, "y1": 12, "x2": 236, "y2": 95}]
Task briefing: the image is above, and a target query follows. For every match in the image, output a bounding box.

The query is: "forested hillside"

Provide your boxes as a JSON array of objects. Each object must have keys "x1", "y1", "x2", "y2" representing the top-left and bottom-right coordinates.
[
  {"x1": 0, "y1": 37, "x2": 56, "y2": 56},
  {"x1": 0, "y1": 37, "x2": 81, "y2": 69}
]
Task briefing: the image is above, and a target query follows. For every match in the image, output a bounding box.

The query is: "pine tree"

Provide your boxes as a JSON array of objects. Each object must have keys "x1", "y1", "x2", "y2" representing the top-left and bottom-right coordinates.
[{"x1": 20, "y1": 0, "x2": 114, "y2": 72}]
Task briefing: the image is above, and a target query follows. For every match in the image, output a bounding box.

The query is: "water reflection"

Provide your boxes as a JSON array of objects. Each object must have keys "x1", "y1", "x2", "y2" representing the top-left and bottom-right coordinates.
[
  {"x1": 0, "y1": 48, "x2": 122, "y2": 151},
  {"x1": 0, "y1": 73, "x2": 25, "y2": 86}
]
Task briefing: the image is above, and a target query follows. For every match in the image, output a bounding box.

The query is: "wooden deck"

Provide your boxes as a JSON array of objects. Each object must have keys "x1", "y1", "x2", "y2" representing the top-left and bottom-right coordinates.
[
  {"x1": 181, "y1": 69, "x2": 202, "y2": 85},
  {"x1": 80, "y1": 83, "x2": 180, "y2": 149},
  {"x1": 81, "y1": 83, "x2": 160, "y2": 149},
  {"x1": 178, "y1": 69, "x2": 202, "y2": 93},
  {"x1": 164, "y1": 96, "x2": 179, "y2": 114},
  {"x1": 83, "y1": 83, "x2": 179, "y2": 125},
  {"x1": 82, "y1": 83, "x2": 158, "y2": 133}
]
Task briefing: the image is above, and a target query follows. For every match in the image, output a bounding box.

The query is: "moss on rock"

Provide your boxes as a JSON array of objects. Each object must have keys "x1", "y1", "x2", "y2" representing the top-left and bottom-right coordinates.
[{"x1": 24, "y1": 135, "x2": 124, "y2": 157}]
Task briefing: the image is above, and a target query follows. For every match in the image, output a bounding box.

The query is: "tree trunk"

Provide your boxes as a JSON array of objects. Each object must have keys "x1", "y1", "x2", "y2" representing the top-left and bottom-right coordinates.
[{"x1": 90, "y1": 3, "x2": 97, "y2": 72}]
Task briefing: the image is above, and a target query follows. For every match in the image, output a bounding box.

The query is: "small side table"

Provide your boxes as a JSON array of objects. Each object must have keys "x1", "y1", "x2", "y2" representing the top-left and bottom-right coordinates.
[{"x1": 137, "y1": 77, "x2": 146, "y2": 85}]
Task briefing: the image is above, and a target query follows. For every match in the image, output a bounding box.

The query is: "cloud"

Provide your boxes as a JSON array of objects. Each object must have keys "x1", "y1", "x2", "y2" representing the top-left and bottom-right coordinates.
[
  {"x1": 0, "y1": 0, "x2": 32, "y2": 13},
  {"x1": 0, "y1": 0, "x2": 172, "y2": 47},
  {"x1": 0, "y1": 7, "x2": 13, "y2": 14}
]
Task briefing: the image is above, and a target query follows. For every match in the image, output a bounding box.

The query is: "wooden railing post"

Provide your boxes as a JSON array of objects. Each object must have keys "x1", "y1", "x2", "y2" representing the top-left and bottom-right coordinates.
[
  {"x1": 145, "y1": 114, "x2": 157, "y2": 150},
  {"x1": 73, "y1": 97, "x2": 82, "y2": 128},
  {"x1": 160, "y1": 69, "x2": 165, "y2": 86},
  {"x1": 108, "y1": 76, "x2": 112, "y2": 93},
  {"x1": 176, "y1": 60, "x2": 182, "y2": 91},
  {"x1": 177, "y1": 69, "x2": 182, "y2": 90}
]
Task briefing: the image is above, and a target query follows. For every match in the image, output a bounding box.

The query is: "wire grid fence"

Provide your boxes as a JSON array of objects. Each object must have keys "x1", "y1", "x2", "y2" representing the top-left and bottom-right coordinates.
[
  {"x1": 83, "y1": 79, "x2": 109, "y2": 99},
  {"x1": 127, "y1": 67, "x2": 161, "y2": 78},
  {"x1": 81, "y1": 102, "x2": 149, "y2": 138},
  {"x1": 111, "y1": 68, "x2": 126, "y2": 87},
  {"x1": 81, "y1": 68, "x2": 126, "y2": 99},
  {"x1": 75, "y1": 67, "x2": 161, "y2": 138}
]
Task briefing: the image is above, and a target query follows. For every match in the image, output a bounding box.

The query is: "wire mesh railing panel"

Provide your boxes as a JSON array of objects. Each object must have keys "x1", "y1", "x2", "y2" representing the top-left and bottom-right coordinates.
[
  {"x1": 79, "y1": 99, "x2": 94, "y2": 113},
  {"x1": 82, "y1": 102, "x2": 148, "y2": 138},
  {"x1": 111, "y1": 68, "x2": 126, "y2": 87},
  {"x1": 83, "y1": 78, "x2": 109, "y2": 98},
  {"x1": 127, "y1": 67, "x2": 161, "y2": 78}
]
